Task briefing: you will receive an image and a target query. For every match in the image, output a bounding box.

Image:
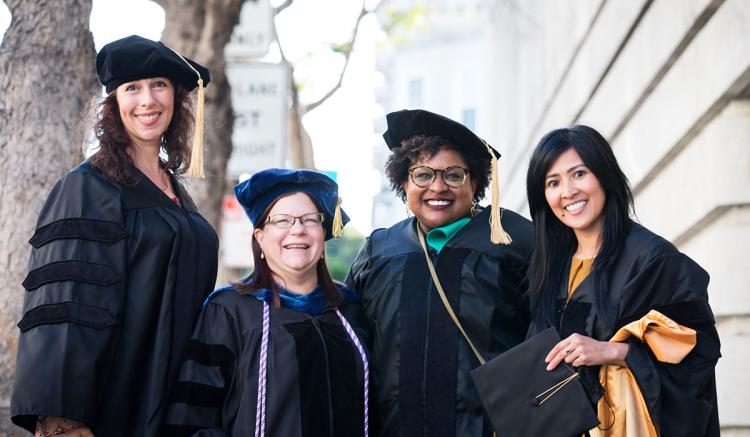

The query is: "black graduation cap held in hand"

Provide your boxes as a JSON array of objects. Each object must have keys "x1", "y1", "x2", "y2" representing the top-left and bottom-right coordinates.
[
  {"x1": 383, "y1": 109, "x2": 512, "y2": 245},
  {"x1": 96, "y1": 35, "x2": 210, "y2": 178},
  {"x1": 470, "y1": 327, "x2": 599, "y2": 437}
]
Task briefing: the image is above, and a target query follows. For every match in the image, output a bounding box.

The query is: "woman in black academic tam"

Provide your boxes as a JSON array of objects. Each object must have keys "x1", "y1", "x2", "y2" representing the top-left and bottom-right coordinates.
[
  {"x1": 346, "y1": 109, "x2": 534, "y2": 436},
  {"x1": 11, "y1": 35, "x2": 219, "y2": 437},
  {"x1": 164, "y1": 168, "x2": 371, "y2": 437}
]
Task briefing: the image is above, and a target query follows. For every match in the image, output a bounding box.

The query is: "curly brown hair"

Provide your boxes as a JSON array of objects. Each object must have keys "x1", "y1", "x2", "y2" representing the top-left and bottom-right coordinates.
[
  {"x1": 89, "y1": 84, "x2": 194, "y2": 184},
  {"x1": 384, "y1": 135, "x2": 491, "y2": 202}
]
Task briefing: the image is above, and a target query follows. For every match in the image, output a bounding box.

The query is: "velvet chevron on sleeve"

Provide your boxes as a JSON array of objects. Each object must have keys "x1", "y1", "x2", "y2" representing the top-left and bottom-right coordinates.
[
  {"x1": 11, "y1": 161, "x2": 219, "y2": 437},
  {"x1": 165, "y1": 287, "x2": 370, "y2": 437},
  {"x1": 346, "y1": 208, "x2": 534, "y2": 437}
]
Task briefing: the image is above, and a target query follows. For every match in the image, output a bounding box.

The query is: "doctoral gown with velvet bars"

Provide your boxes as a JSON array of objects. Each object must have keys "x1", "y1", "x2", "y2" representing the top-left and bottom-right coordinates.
[
  {"x1": 346, "y1": 208, "x2": 534, "y2": 437},
  {"x1": 163, "y1": 285, "x2": 369, "y2": 437},
  {"x1": 11, "y1": 161, "x2": 218, "y2": 436},
  {"x1": 527, "y1": 221, "x2": 721, "y2": 437}
]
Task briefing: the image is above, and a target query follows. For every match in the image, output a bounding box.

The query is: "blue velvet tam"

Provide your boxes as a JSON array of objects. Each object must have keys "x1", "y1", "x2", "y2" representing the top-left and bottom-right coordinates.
[{"x1": 234, "y1": 168, "x2": 350, "y2": 240}]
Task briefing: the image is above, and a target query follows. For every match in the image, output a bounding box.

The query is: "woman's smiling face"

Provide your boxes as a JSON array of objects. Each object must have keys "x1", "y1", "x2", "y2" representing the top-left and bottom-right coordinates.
[
  {"x1": 116, "y1": 76, "x2": 174, "y2": 148},
  {"x1": 544, "y1": 147, "x2": 606, "y2": 240},
  {"x1": 254, "y1": 192, "x2": 325, "y2": 284},
  {"x1": 402, "y1": 148, "x2": 477, "y2": 232}
]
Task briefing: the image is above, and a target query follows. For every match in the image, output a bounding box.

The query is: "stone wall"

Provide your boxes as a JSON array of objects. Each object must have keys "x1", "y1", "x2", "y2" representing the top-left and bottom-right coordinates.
[{"x1": 489, "y1": 0, "x2": 750, "y2": 433}]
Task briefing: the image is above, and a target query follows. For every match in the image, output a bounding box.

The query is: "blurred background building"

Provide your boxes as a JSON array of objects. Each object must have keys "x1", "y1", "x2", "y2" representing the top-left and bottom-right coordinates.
[{"x1": 374, "y1": 0, "x2": 750, "y2": 434}]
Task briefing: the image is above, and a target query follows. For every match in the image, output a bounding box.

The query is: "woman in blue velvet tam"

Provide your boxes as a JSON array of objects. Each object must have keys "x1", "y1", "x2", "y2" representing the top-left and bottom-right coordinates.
[{"x1": 165, "y1": 168, "x2": 370, "y2": 437}]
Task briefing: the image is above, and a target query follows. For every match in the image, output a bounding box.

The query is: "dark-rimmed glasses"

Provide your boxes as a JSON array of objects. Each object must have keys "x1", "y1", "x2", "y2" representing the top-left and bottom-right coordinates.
[
  {"x1": 264, "y1": 213, "x2": 325, "y2": 228},
  {"x1": 408, "y1": 165, "x2": 470, "y2": 188}
]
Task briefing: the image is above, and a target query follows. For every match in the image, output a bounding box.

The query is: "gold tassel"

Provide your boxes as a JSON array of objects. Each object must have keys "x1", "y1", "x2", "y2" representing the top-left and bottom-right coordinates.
[
  {"x1": 332, "y1": 197, "x2": 344, "y2": 239},
  {"x1": 484, "y1": 141, "x2": 512, "y2": 245},
  {"x1": 165, "y1": 45, "x2": 206, "y2": 178},
  {"x1": 185, "y1": 77, "x2": 205, "y2": 178}
]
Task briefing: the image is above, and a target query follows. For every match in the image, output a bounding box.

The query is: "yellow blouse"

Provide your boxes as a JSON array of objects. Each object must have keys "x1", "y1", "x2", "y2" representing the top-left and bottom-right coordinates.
[{"x1": 567, "y1": 257, "x2": 594, "y2": 300}]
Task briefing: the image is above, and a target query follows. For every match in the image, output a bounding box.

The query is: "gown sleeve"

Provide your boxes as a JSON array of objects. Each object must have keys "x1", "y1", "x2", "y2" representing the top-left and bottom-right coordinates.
[
  {"x1": 345, "y1": 235, "x2": 373, "y2": 297},
  {"x1": 617, "y1": 249, "x2": 721, "y2": 436},
  {"x1": 344, "y1": 237, "x2": 376, "y2": 349},
  {"x1": 11, "y1": 167, "x2": 128, "y2": 432},
  {"x1": 164, "y1": 301, "x2": 240, "y2": 437}
]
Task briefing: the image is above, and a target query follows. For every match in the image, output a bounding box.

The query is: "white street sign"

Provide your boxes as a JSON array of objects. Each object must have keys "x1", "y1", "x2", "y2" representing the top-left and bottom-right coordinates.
[
  {"x1": 226, "y1": 62, "x2": 289, "y2": 178},
  {"x1": 225, "y1": 0, "x2": 273, "y2": 59}
]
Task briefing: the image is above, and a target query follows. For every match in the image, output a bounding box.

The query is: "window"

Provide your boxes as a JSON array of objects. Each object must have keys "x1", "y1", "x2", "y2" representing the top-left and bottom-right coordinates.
[{"x1": 462, "y1": 108, "x2": 476, "y2": 131}]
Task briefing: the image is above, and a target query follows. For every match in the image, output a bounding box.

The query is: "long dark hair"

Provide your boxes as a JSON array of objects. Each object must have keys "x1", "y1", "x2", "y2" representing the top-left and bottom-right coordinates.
[
  {"x1": 90, "y1": 83, "x2": 194, "y2": 184},
  {"x1": 384, "y1": 135, "x2": 491, "y2": 203},
  {"x1": 526, "y1": 125, "x2": 634, "y2": 328},
  {"x1": 232, "y1": 192, "x2": 343, "y2": 308}
]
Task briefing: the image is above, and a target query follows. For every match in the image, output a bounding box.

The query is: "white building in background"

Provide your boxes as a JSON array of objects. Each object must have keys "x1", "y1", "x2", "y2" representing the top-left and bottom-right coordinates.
[
  {"x1": 372, "y1": 0, "x2": 495, "y2": 229},
  {"x1": 375, "y1": 0, "x2": 750, "y2": 434}
]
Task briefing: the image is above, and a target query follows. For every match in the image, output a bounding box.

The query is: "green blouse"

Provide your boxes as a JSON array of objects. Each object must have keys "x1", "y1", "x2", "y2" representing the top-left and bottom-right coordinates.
[{"x1": 425, "y1": 217, "x2": 472, "y2": 253}]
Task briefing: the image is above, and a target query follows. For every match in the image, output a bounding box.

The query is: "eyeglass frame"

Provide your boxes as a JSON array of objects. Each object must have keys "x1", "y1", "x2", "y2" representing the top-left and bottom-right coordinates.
[
  {"x1": 263, "y1": 212, "x2": 325, "y2": 229},
  {"x1": 407, "y1": 165, "x2": 471, "y2": 188}
]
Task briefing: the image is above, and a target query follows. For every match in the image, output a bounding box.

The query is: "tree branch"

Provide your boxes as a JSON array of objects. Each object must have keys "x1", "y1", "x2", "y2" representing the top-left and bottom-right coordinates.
[
  {"x1": 272, "y1": 1, "x2": 290, "y2": 64},
  {"x1": 275, "y1": 0, "x2": 293, "y2": 15},
  {"x1": 305, "y1": 1, "x2": 376, "y2": 112}
]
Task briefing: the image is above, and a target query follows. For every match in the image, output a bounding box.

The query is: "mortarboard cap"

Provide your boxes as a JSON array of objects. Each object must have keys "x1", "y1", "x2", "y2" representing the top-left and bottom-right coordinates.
[
  {"x1": 470, "y1": 327, "x2": 599, "y2": 436},
  {"x1": 96, "y1": 35, "x2": 210, "y2": 178},
  {"x1": 383, "y1": 109, "x2": 512, "y2": 244},
  {"x1": 234, "y1": 168, "x2": 350, "y2": 240}
]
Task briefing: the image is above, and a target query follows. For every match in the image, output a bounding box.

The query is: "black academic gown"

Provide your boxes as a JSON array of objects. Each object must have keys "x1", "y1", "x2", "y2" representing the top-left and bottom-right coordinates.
[
  {"x1": 346, "y1": 208, "x2": 533, "y2": 437},
  {"x1": 527, "y1": 221, "x2": 721, "y2": 437},
  {"x1": 11, "y1": 161, "x2": 219, "y2": 436},
  {"x1": 164, "y1": 286, "x2": 370, "y2": 437}
]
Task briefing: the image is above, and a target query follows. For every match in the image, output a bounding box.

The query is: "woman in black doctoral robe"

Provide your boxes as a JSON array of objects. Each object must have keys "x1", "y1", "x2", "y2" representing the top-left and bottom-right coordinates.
[
  {"x1": 525, "y1": 125, "x2": 720, "y2": 436},
  {"x1": 346, "y1": 109, "x2": 533, "y2": 436},
  {"x1": 11, "y1": 35, "x2": 218, "y2": 436},
  {"x1": 165, "y1": 168, "x2": 370, "y2": 437}
]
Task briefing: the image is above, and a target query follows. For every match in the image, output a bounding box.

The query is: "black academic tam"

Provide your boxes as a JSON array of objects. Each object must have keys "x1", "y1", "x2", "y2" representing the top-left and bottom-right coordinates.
[{"x1": 11, "y1": 161, "x2": 219, "y2": 436}]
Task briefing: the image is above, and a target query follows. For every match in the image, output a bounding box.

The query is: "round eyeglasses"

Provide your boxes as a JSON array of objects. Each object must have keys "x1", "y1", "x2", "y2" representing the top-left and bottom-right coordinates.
[
  {"x1": 408, "y1": 165, "x2": 470, "y2": 188},
  {"x1": 264, "y1": 213, "x2": 325, "y2": 228}
]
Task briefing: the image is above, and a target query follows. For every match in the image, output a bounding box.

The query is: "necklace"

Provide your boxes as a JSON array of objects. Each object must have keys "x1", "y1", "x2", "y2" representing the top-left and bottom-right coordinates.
[{"x1": 158, "y1": 170, "x2": 170, "y2": 192}]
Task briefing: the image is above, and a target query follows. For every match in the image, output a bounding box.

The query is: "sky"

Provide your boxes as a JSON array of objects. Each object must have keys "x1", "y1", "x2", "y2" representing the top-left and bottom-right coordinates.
[{"x1": 0, "y1": 0, "x2": 384, "y2": 235}]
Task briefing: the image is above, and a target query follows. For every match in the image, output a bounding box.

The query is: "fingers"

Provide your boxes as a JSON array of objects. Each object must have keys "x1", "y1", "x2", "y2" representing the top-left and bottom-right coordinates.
[{"x1": 546, "y1": 333, "x2": 584, "y2": 371}]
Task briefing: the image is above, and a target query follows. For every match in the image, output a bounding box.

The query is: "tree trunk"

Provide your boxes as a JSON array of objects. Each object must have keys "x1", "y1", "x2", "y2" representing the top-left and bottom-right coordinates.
[
  {"x1": 157, "y1": 0, "x2": 244, "y2": 239},
  {"x1": 288, "y1": 64, "x2": 316, "y2": 169},
  {"x1": 0, "y1": 0, "x2": 97, "y2": 433}
]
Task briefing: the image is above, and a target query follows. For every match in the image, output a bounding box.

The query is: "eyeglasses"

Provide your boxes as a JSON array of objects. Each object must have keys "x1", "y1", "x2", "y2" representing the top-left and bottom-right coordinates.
[
  {"x1": 408, "y1": 165, "x2": 470, "y2": 188},
  {"x1": 264, "y1": 213, "x2": 325, "y2": 228}
]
